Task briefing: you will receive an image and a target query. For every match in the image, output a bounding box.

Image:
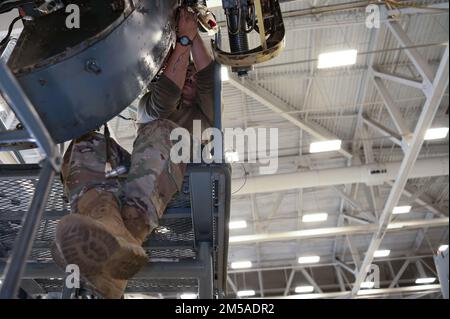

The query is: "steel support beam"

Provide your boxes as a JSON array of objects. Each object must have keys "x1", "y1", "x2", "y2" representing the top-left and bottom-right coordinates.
[
  {"x1": 226, "y1": 276, "x2": 239, "y2": 296},
  {"x1": 362, "y1": 115, "x2": 403, "y2": 146},
  {"x1": 229, "y1": 217, "x2": 449, "y2": 245},
  {"x1": 299, "y1": 268, "x2": 323, "y2": 293},
  {"x1": 394, "y1": 182, "x2": 448, "y2": 217},
  {"x1": 434, "y1": 250, "x2": 449, "y2": 299},
  {"x1": 333, "y1": 187, "x2": 367, "y2": 213},
  {"x1": 335, "y1": 258, "x2": 356, "y2": 276},
  {"x1": 227, "y1": 75, "x2": 353, "y2": 158},
  {"x1": 272, "y1": 284, "x2": 442, "y2": 299},
  {"x1": 342, "y1": 213, "x2": 371, "y2": 225},
  {"x1": 373, "y1": 77, "x2": 411, "y2": 138},
  {"x1": 386, "y1": 20, "x2": 435, "y2": 85},
  {"x1": 372, "y1": 67, "x2": 425, "y2": 90},
  {"x1": 283, "y1": 269, "x2": 296, "y2": 296},
  {"x1": 352, "y1": 45, "x2": 449, "y2": 295}
]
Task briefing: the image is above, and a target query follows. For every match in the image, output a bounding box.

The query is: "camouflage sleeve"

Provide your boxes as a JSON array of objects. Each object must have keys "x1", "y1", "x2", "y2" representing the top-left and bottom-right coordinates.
[
  {"x1": 139, "y1": 75, "x2": 182, "y2": 120},
  {"x1": 195, "y1": 61, "x2": 215, "y2": 125}
]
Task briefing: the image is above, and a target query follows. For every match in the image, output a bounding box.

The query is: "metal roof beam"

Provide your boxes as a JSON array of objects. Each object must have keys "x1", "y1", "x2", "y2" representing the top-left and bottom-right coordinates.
[
  {"x1": 362, "y1": 115, "x2": 403, "y2": 146},
  {"x1": 227, "y1": 75, "x2": 353, "y2": 158},
  {"x1": 229, "y1": 217, "x2": 449, "y2": 245},
  {"x1": 351, "y1": 44, "x2": 449, "y2": 295},
  {"x1": 373, "y1": 77, "x2": 412, "y2": 138}
]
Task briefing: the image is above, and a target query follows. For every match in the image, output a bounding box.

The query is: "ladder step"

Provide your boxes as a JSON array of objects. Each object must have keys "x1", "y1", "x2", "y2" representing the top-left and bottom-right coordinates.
[{"x1": 0, "y1": 130, "x2": 35, "y2": 152}]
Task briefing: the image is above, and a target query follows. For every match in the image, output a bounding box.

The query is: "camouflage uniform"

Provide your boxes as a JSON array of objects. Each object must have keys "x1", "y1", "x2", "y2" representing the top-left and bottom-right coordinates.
[
  {"x1": 61, "y1": 120, "x2": 186, "y2": 232},
  {"x1": 62, "y1": 61, "x2": 214, "y2": 235}
]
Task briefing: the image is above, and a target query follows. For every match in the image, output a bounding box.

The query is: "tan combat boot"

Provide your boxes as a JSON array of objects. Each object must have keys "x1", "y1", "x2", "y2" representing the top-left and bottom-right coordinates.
[
  {"x1": 55, "y1": 189, "x2": 148, "y2": 281},
  {"x1": 120, "y1": 205, "x2": 154, "y2": 245},
  {"x1": 51, "y1": 242, "x2": 128, "y2": 299}
]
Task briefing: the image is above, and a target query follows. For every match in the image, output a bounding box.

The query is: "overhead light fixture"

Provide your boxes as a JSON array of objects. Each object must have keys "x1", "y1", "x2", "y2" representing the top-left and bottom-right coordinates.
[
  {"x1": 438, "y1": 244, "x2": 449, "y2": 253},
  {"x1": 302, "y1": 213, "x2": 328, "y2": 223},
  {"x1": 415, "y1": 277, "x2": 436, "y2": 284},
  {"x1": 387, "y1": 223, "x2": 404, "y2": 230},
  {"x1": 231, "y1": 261, "x2": 252, "y2": 269},
  {"x1": 424, "y1": 127, "x2": 449, "y2": 140},
  {"x1": 298, "y1": 256, "x2": 320, "y2": 264},
  {"x1": 206, "y1": 0, "x2": 223, "y2": 8},
  {"x1": 125, "y1": 294, "x2": 148, "y2": 299},
  {"x1": 393, "y1": 205, "x2": 412, "y2": 215},
  {"x1": 224, "y1": 150, "x2": 239, "y2": 163},
  {"x1": 221, "y1": 66, "x2": 230, "y2": 82},
  {"x1": 309, "y1": 140, "x2": 342, "y2": 153},
  {"x1": 180, "y1": 293, "x2": 198, "y2": 299},
  {"x1": 295, "y1": 285, "x2": 314, "y2": 293},
  {"x1": 229, "y1": 220, "x2": 248, "y2": 230},
  {"x1": 237, "y1": 290, "x2": 256, "y2": 297},
  {"x1": 374, "y1": 250, "x2": 391, "y2": 258},
  {"x1": 317, "y1": 49, "x2": 358, "y2": 69},
  {"x1": 360, "y1": 281, "x2": 375, "y2": 289}
]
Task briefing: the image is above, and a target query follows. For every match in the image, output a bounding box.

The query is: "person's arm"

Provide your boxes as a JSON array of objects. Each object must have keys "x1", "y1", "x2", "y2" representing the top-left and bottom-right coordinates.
[
  {"x1": 162, "y1": 44, "x2": 191, "y2": 90},
  {"x1": 163, "y1": 8, "x2": 198, "y2": 89},
  {"x1": 137, "y1": 8, "x2": 198, "y2": 122},
  {"x1": 191, "y1": 33, "x2": 215, "y2": 124},
  {"x1": 191, "y1": 31, "x2": 213, "y2": 72}
]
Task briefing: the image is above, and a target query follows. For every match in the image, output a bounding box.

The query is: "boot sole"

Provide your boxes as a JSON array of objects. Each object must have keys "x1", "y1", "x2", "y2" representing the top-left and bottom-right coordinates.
[
  {"x1": 52, "y1": 242, "x2": 127, "y2": 299},
  {"x1": 56, "y1": 214, "x2": 148, "y2": 280}
]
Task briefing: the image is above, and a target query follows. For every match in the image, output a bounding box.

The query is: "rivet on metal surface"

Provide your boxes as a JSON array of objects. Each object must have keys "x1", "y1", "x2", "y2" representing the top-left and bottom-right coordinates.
[{"x1": 85, "y1": 59, "x2": 102, "y2": 75}]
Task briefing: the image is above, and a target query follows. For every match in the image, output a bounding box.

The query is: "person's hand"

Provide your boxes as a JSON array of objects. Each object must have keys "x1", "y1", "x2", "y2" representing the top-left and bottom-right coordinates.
[{"x1": 176, "y1": 7, "x2": 198, "y2": 41}]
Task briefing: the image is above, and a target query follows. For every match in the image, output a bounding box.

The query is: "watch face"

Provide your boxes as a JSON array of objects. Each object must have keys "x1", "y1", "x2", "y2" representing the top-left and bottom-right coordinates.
[{"x1": 180, "y1": 36, "x2": 190, "y2": 46}]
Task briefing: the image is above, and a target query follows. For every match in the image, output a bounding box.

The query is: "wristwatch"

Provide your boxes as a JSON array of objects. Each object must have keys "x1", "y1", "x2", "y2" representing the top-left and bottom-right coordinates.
[{"x1": 177, "y1": 35, "x2": 193, "y2": 47}]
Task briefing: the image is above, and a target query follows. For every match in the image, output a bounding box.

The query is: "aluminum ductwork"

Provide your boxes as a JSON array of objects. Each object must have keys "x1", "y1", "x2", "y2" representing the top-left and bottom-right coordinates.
[{"x1": 232, "y1": 156, "x2": 449, "y2": 195}]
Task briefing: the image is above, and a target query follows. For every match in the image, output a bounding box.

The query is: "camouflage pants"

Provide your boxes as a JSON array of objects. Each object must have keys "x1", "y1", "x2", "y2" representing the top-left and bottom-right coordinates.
[{"x1": 61, "y1": 119, "x2": 186, "y2": 230}]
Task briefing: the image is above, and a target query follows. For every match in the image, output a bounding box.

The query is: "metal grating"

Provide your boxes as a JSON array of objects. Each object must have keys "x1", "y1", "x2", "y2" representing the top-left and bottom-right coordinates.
[
  {"x1": 0, "y1": 178, "x2": 69, "y2": 213},
  {"x1": 147, "y1": 249, "x2": 197, "y2": 260},
  {"x1": 0, "y1": 176, "x2": 196, "y2": 260},
  {"x1": 0, "y1": 163, "x2": 230, "y2": 297},
  {"x1": 33, "y1": 278, "x2": 199, "y2": 294},
  {"x1": 127, "y1": 279, "x2": 198, "y2": 293}
]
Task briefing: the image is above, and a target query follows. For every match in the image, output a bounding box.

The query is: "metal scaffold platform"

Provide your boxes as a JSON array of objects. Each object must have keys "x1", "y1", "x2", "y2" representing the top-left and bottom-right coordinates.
[
  {"x1": 0, "y1": 163, "x2": 231, "y2": 299},
  {"x1": 0, "y1": 34, "x2": 230, "y2": 298}
]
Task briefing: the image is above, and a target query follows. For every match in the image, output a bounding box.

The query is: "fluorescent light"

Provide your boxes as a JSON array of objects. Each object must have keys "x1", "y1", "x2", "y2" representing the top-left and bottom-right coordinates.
[
  {"x1": 237, "y1": 290, "x2": 255, "y2": 297},
  {"x1": 424, "y1": 127, "x2": 449, "y2": 140},
  {"x1": 298, "y1": 256, "x2": 320, "y2": 264},
  {"x1": 221, "y1": 66, "x2": 229, "y2": 81},
  {"x1": 180, "y1": 293, "x2": 198, "y2": 299},
  {"x1": 415, "y1": 277, "x2": 436, "y2": 284},
  {"x1": 231, "y1": 261, "x2": 252, "y2": 269},
  {"x1": 374, "y1": 250, "x2": 391, "y2": 258},
  {"x1": 393, "y1": 205, "x2": 412, "y2": 215},
  {"x1": 309, "y1": 140, "x2": 342, "y2": 153},
  {"x1": 206, "y1": 0, "x2": 223, "y2": 7},
  {"x1": 387, "y1": 223, "x2": 404, "y2": 230},
  {"x1": 229, "y1": 220, "x2": 248, "y2": 230},
  {"x1": 318, "y1": 49, "x2": 358, "y2": 69},
  {"x1": 302, "y1": 213, "x2": 328, "y2": 223},
  {"x1": 438, "y1": 244, "x2": 449, "y2": 253},
  {"x1": 360, "y1": 281, "x2": 375, "y2": 289},
  {"x1": 125, "y1": 294, "x2": 146, "y2": 299},
  {"x1": 295, "y1": 286, "x2": 314, "y2": 293},
  {"x1": 224, "y1": 150, "x2": 239, "y2": 163}
]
